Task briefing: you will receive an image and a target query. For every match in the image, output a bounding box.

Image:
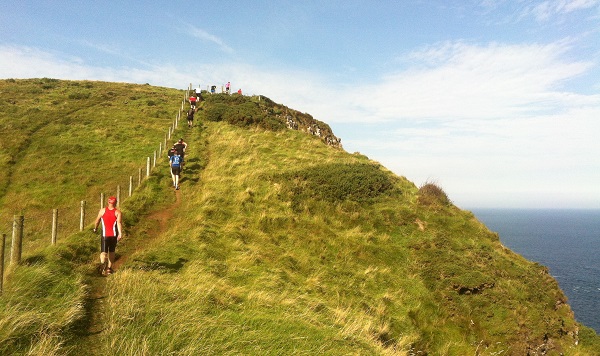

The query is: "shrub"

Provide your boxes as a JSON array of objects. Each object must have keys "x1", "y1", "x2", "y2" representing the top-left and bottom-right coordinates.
[
  {"x1": 204, "y1": 99, "x2": 286, "y2": 131},
  {"x1": 417, "y1": 182, "x2": 450, "y2": 207},
  {"x1": 280, "y1": 163, "x2": 399, "y2": 206},
  {"x1": 205, "y1": 103, "x2": 228, "y2": 122}
]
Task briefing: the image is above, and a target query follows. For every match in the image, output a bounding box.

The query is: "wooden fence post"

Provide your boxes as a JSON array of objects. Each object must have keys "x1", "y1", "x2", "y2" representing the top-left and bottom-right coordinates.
[
  {"x1": 168, "y1": 127, "x2": 172, "y2": 140},
  {"x1": 146, "y1": 157, "x2": 151, "y2": 177},
  {"x1": 11, "y1": 215, "x2": 23, "y2": 265},
  {"x1": 117, "y1": 186, "x2": 121, "y2": 206},
  {"x1": 129, "y1": 176, "x2": 133, "y2": 197},
  {"x1": 100, "y1": 193, "x2": 105, "y2": 209},
  {"x1": 138, "y1": 168, "x2": 143, "y2": 187},
  {"x1": 80, "y1": 201, "x2": 86, "y2": 231},
  {"x1": 52, "y1": 209, "x2": 58, "y2": 245},
  {"x1": 153, "y1": 150, "x2": 157, "y2": 168},
  {"x1": 1, "y1": 233, "x2": 6, "y2": 294}
]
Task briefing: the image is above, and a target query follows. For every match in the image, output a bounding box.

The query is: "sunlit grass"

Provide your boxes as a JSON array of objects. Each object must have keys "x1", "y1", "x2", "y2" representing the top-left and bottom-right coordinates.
[{"x1": 0, "y1": 80, "x2": 598, "y2": 355}]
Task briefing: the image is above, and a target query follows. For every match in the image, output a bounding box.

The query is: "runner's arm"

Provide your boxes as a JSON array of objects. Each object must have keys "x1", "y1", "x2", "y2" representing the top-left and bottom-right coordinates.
[
  {"x1": 93, "y1": 208, "x2": 105, "y2": 232},
  {"x1": 116, "y1": 210, "x2": 124, "y2": 241}
]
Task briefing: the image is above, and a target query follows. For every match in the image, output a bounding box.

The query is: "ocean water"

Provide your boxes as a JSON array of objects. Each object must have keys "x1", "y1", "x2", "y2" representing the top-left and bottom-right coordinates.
[{"x1": 471, "y1": 209, "x2": 600, "y2": 333}]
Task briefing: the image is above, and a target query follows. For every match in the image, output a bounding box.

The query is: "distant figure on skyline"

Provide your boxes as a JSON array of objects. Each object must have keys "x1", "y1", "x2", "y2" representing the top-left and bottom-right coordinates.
[
  {"x1": 225, "y1": 81, "x2": 231, "y2": 94},
  {"x1": 237, "y1": 88, "x2": 242, "y2": 95}
]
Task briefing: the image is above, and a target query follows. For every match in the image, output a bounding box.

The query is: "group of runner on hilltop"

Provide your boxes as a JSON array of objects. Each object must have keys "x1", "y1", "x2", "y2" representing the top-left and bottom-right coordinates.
[{"x1": 188, "y1": 81, "x2": 242, "y2": 128}]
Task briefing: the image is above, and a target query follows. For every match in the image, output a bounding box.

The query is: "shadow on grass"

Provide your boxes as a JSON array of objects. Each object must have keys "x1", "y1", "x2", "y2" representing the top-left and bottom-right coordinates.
[{"x1": 130, "y1": 257, "x2": 189, "y2": 273}]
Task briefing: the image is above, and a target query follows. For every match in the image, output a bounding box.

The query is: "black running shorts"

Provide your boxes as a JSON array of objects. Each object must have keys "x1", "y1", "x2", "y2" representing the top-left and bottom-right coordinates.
[{"x1": 101, "y1": 236, "x2": 118, "y2": 253}]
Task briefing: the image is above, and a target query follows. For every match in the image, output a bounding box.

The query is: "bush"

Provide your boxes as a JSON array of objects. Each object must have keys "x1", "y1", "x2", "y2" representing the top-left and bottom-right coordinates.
[
  {"x1": 280, "y1": 163, "x2": 399, "y2": 206},
  {"x1": 204, "y1": 99, "x2": 286, "y2": 131},
  {"x1": 417, "y1": 182, "x2": 451, "y2": 207},
  {"x1": 205, "y1": 103, "x2": 228, "y2": 122}
]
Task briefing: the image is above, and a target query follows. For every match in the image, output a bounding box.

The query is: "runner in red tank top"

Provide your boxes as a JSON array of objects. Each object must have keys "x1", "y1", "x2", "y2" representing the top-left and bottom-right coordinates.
[{"x1": 93, "y1": 196, "x2": 123, "y2": 275}]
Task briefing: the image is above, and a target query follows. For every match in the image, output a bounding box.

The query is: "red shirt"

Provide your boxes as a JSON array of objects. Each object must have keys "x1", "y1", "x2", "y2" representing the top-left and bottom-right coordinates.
[{"x1": 101, "y1": 208, "x2": 119, "y2": 237}]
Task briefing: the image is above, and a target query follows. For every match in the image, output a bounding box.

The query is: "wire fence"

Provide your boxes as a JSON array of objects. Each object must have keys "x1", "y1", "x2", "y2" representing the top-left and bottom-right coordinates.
[{"x1": 0, "y1": 84, "x2": 195, "y2": 292}]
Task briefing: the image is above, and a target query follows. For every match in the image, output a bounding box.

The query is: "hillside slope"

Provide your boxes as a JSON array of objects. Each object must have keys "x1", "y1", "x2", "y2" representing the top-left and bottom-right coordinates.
[
  {"x1": 0, "y1": 79, "x2": 598, "y2": 355},
  {"x1": 0, "y1": 78, "x2": 183, "y2": 248}
]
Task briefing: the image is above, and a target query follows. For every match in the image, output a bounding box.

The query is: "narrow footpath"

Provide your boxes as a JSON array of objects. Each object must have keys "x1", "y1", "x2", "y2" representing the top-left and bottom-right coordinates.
[
  {"x1": 69, "y1": 189, "x2": 181, "y2": 355},
  {"x1": 69, "y1": 109, "x2": 205, "y2": 355}
]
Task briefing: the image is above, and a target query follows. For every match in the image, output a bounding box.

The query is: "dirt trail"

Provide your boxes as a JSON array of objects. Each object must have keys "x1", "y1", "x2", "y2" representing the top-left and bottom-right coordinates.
[
  {"x1": 72, "y1": 123, "x2": 202, "y2": 354},
  {"x1": 112, "y1": 189, "x2": 181, "y2": 271},
  {"x1": 71, "y1": 189, "x2": 181, "y2": 354}
]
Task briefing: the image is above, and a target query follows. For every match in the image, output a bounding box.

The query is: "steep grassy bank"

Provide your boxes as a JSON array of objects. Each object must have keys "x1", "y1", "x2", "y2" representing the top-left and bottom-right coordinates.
[{"x1": 0, "y1": 79, "x2": 598, "y2": 355}]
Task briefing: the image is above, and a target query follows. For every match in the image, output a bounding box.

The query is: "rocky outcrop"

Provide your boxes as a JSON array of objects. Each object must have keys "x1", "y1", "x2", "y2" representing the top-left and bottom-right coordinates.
[
  {"x1": 284, "y1": 112, "x2": 342, "y2": 148},
  {"x1": 259, "y1": 95, "x2": 342, "y2": 148}
]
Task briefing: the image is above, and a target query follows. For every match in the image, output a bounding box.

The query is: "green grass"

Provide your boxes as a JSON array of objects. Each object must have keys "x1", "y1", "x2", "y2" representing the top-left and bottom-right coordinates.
[
  {"x1": 0, "y1": 78, "x2": 184, "y2": 254},
  {"x1": 0, "y1": 79, "x2": 598, "y2": 355}
]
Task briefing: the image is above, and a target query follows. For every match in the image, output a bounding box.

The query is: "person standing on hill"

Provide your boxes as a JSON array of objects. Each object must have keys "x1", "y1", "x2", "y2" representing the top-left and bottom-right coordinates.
[
  {"x1": 169, "y1": 150, "x2": 182, "y2": 190},
  {"x1": 189, "y1": 95, "x2": 197, "y2": 109},
  {"x1": 225, "y1": 81, "x2": 231, "y2": 94},
  {"x1": 93, "y1": 196, "x2": 123, "y2": 276}
]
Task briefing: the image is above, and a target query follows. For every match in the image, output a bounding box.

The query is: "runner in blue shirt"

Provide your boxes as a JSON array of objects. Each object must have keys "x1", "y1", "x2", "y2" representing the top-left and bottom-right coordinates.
[{"x1": 169, "y1": 151, "x2": 182, "y2": 190}]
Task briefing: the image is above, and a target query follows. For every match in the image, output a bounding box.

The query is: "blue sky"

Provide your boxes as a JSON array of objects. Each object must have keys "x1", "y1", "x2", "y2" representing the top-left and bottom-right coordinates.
[{"x1": 1, "y1": 1, "x2": 599, "y2": 209}]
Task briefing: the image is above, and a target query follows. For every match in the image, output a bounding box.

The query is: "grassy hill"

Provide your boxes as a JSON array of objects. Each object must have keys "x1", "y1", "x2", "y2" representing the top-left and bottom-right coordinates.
[{"x1": 0, "y1": 79, "x2": 598, "y2": 355}]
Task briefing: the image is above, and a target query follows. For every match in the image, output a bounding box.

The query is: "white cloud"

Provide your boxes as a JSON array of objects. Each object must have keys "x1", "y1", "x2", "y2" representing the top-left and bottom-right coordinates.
[
  {"x1": 321, "y1": 40, "x2": 600, "y2": 208},
  {"x1": 183, "y1": 24, "x2": 234, "y2": 54},
  {"x1": 525, "y1": 0, "x2": 600, "y2": 21},
  {"x1": 0, "y1": 44, "x2": 190, "y2": 85},
  {"x1": 345, "y1": 40, "x2": 594, "y2": 123}
]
